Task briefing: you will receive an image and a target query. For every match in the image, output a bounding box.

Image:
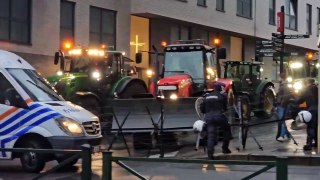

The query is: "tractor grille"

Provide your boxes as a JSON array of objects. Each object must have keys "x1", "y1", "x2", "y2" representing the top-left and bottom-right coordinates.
[{"x1": 82, "y1": 121, "x2": 101, "y2": 135}]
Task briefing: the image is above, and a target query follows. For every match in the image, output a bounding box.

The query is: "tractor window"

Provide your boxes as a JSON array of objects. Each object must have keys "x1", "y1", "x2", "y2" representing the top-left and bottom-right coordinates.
[
  {"x1": 164, "y1": 50, "x2": 204, "y2": 80},
  {"x1": 72, "y1": 57, "x2": 91, "y2": 73},
  {"x1": 206, "y1": 52, "x2": 216, "y2": 67},
  {"x1": 226, "y1": 64, "x2": 240, "y2": 78}
]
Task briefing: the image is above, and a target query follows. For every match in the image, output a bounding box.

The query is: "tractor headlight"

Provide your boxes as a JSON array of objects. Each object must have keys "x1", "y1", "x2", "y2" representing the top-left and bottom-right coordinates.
[
  {"x1": 169, "y1": 93, "x2": 178, "y2": 100},
  {"x1": 92, "y1": 70, "x2": 101, "y2": 80},
  {"x1": 287, "y1": 77, "x2": 293, "y2": 83},
  {"x1": 57, "y1": 71, "x2": 63, "y2": 76},
  {"x1": 55, "y1": 116, "x2": 84, "y2": 136},
  {"x1": 293, "y1": 81, "x2": 303, "y2": 91}
]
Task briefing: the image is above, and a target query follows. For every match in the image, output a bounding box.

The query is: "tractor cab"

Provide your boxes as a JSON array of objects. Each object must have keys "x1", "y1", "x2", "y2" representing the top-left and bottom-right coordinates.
[
  {"x1": 224, "y1": 61, "x2": 263, "y2": 92},
  {"x1": 158, "y1": 40, "x2": 225, "y2": 97},
  {"x1": 223, "y1": 61, "x2": 275, "y2": 118},
  {"x1": 284, "y1": 58, "x2": 319, "y2": 94}
]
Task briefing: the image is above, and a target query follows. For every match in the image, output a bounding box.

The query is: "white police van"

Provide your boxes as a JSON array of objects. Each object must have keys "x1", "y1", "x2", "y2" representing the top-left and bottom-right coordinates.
[{"x1": 0, "y1": 50, "x2": 102, "y2": 172}]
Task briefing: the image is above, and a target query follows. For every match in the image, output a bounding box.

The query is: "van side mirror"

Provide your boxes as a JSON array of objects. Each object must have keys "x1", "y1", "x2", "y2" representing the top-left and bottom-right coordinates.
[
  {"x1": 54, "y1": 52, "x2": 60, "y2": 65},
  {"x1": 217, "y1": 48, "x2": 227, "y2": 59},
  {"x1": 5, "y1": 88, "x2": 29, "y2": 109},
  {"x1": 135, "y1": 53, "x2": 142, "y2": 64}
]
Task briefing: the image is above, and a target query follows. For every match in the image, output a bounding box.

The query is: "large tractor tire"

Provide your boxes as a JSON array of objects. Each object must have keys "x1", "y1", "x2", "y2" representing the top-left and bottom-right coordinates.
[
  {"x1": 118, "y1": 82, "x2": 147, "y2": 99},
  {"x1": 20, "y1": 140, "x2": 46, "y2": 173},
  {"x1": 255, "y1": 86, "x2": 275, "y2": 119}
]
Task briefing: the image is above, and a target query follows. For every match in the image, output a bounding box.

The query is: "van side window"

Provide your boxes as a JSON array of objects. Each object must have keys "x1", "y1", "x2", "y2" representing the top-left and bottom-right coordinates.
[{"x1": 0, "y1": 73, "x2": 15, "y2": 105}]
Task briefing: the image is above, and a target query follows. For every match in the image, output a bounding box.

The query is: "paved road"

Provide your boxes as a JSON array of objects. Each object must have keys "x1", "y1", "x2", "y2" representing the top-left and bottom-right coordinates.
[{"x1": 2, "y1": 157, "x2": 320, "y2": 180}]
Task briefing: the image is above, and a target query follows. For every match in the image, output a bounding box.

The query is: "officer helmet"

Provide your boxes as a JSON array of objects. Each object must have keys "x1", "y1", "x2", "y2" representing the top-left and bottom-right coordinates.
[
  {"x1": 297, "y1": 111, "x2": 312, "y2": 123},
  {"x1": 193, "y1": 120, "x2": 205, "y2": 132}
]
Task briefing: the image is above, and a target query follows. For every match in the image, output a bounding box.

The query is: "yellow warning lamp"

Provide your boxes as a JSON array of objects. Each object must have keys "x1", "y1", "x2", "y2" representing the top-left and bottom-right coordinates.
[
  {"x1": 64, "y1": 42, "x2": 72, "y2": 49},
  {"x1": 161, "y1": 41, "x2": 167, "y2": 47},
  {"x1": 213, "y1": 38, "x2": 221, "y2": 47},
  {"x1": 306, "y1": 52, "x2": 313, "y2": 60}
]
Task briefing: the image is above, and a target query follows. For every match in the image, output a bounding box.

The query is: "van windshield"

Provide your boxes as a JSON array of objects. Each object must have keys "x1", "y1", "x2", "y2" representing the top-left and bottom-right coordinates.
[{"x1": 7, "y1": 69, "x2": 63, "y2": 102}]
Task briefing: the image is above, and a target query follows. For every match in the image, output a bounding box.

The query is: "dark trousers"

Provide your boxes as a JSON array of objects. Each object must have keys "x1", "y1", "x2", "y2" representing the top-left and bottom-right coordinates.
[
  {"x1": 306, "y1": 110, "x2": 318, "y2": 147},
  {"x1": 206, "y1": 114, "x2": 231, "y2": 159}
]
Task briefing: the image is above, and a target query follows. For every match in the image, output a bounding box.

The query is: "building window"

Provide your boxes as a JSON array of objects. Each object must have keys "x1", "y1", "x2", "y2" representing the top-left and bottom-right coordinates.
[
  {"x1": 306, "y1": 4, "x2": 312, "y2": 35},
  {"x1": 60, "y1": 0, "x2": 74, "y2": 45},
  {"x1": 0, "y1": 0, "x2": 31, "y2": 44},
  {"x1": 197, "y1": 0, "x2": 206, "y2": 7},
  {"x1": 90, "y1": 6, "x2": 116, "y2": 48},
  {"x1": 317, "y1": 7, "x2": 320, "y2": 36},
  {"x1": 285, "y1": 0, "x2": 297, "y2": 30},
  {"x1": 216, "y1": 0, "x2": 225, "y2": 12},
  {"x1": 269, "y1": 0, "x2": 275, "y2": 25},
  {"x1": 237, "y1": 0, "x2": 252, "y2": 18}
]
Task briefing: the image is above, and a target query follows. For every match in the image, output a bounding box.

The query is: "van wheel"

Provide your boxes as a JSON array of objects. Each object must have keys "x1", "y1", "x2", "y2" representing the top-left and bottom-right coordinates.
[{"x1": 20, "y1": 140, "x2": 46, "y2": 173}]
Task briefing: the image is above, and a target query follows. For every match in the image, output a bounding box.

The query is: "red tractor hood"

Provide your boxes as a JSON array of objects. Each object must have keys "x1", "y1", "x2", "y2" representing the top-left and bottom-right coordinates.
[
  {"x1": 214, "y1": 78, "x2": 233, "y2": 91},
  {"x1": 158, "y1": 74, "x2": 192, "y2": 85}
]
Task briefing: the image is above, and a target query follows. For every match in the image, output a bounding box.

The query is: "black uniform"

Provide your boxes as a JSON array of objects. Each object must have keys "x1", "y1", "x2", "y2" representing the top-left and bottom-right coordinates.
[
  {"x1": 296, "y1": 83, "x2": 318, "y2": 150},
  {"x1": 200, "y1": 87, "x2": 231, "y2": 160}
]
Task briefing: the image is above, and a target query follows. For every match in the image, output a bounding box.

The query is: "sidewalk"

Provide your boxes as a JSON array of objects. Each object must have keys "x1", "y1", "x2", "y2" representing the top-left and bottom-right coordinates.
[{"x1": 175, "y1": 119, "x2": 320, "y2": 166}]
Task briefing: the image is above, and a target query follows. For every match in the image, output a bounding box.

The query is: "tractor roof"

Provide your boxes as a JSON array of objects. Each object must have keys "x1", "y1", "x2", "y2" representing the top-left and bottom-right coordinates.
[{"x1": 166, "y1": 39, "x2": 214, "y2": 51}]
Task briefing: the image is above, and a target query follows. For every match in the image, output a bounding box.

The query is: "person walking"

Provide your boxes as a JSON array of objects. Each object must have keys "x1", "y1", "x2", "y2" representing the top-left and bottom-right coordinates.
[
  {"x1": 296, "y1": 78, "x2": 318, "y2": 150},
  {"x1": 200, "y1": 82, "x2": 231, "y2": 160},
  {"x1": 275, "y1": 73, "x2": 292, "y2": 142}
]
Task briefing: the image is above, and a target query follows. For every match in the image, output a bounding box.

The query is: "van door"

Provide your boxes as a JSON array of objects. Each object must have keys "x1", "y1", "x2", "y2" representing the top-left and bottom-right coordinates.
[{"x1": 0, "y1": 72, "x2": 26, "y2": 159}]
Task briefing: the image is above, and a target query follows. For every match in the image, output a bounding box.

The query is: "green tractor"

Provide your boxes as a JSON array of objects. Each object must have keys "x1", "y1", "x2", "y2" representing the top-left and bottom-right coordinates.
[
  {"x1": 47, "y1": 48, "x2": 148, "y2": 131},
  {"x1": 222, "y1": 61, "x2": 276, "y2": 119}
]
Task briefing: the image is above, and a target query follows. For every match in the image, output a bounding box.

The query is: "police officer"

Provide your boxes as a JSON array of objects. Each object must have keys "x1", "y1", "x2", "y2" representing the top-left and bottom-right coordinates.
[
  {"x1": 200, "y1": 82, "x2": 231, "y2": 160},
  {"x1": 296, "y1": 78, "x2": 318, "y2": 150}
]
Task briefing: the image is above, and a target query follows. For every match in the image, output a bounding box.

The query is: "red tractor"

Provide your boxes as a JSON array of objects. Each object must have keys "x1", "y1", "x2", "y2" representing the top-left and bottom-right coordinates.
[{"x1": 146, "y1": 40, "x2": 230, "y2": 99}]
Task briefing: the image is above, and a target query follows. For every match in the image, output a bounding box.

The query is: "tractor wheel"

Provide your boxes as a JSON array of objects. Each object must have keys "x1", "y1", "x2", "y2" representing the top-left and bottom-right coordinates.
[
  {"x1": 20, "y1": 140, "x2": 46, "y2": 173},
  {"x1": 255, "y1": 86, "x2": 275, "y2": 119},
  {"x1": 119, "y1": 82, "x2": 147, "y2": 99},
  {"x1": 76, "y1": 97, "x2": 101, "y2": 116}
]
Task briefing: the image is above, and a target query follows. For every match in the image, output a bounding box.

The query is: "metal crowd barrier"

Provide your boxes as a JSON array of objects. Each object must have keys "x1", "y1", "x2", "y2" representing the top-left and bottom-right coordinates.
[
  {"x1": 101, "y1": 151, "x2": 288, "y2": 180},
  {"x1": 0, "y1": 144, "x2": 93, "y2": 180}
]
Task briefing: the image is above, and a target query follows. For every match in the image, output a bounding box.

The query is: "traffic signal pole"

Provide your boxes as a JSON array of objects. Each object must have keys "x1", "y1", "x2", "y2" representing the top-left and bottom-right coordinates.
[{"x1": 318, "y1": 25, "x2": 320, "y2": 153}]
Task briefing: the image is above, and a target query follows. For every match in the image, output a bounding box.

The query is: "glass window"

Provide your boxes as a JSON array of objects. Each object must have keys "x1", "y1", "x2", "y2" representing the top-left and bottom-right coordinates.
[
  {"x1": 7, "y1": 69, "x2": 63, "y2": 102},
  {"x1": 90, "y1": 6, "x2": 116, "y2": 49},
  {"x1": 306, "y1": 4, "x2": 312, "y2": 35},
  {"x1": 269, "y1": 0, "x2": 275, "y2": 25},
  {"x1": 0, "y1": 73, "x2": 16, "y2": 105},
  {"x1": 164, "y1": 51, "x2": 204, "y2": 80},
  {"x1": 60, "y1": 0, "x2": 75, "y2": 44},
  {"x1": 0, "y1": 0, "x2": 31, "y2": 43},
  {"x1": 318, "y1": 8, "x2": 320, "y2": 36},
  {"x1": 237, "y1": 0, "x2": 252, "y2": 18},
  {"x1": 285, "y1": 0, "x2": 297, "y2": 30},
  {"x1": 197, "y1": 0, "x2": 206, "y2": 7},
  {"x1": 216, "y1": 0, "x2": 224, "y2": 12}
]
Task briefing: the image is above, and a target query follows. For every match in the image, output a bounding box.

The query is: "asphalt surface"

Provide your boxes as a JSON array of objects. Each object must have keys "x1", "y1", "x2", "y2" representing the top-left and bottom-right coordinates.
[{"x1": 1, "y1": 114, "x2": 319, "y2": 180}]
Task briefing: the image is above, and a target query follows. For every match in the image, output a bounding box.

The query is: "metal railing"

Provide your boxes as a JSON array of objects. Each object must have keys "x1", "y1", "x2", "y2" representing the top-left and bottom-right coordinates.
[
  {"x1": 0, "y1": 144, "x2": 92, "y2": 180},
  {"x1": 101, "y1": 151, "x2": 288, "y2": 180}
]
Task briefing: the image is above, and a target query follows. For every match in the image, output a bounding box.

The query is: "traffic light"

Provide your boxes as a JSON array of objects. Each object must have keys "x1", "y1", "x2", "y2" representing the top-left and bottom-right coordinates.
[{"x1": 306, "y1": 52, "x2": 314, "y2": 60}]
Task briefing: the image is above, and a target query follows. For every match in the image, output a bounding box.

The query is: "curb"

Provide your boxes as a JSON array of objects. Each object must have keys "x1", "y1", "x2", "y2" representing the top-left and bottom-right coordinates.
[{"x1": 215, "y1": 154, "x2": 320, "y2": 166}]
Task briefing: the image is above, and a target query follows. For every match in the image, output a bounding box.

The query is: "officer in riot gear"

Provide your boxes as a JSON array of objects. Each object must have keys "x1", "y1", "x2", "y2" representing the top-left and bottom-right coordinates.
[
  {"x1": 296, "y1": 78, "x2": 318, "y2": 150},
  {"x1": 200, "y1": 82, "x2": 231, "y2": 160}
]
